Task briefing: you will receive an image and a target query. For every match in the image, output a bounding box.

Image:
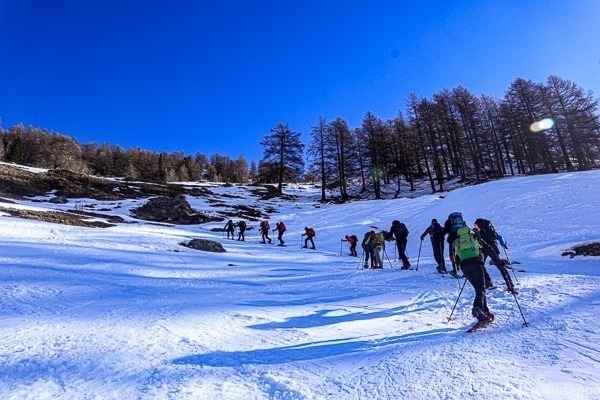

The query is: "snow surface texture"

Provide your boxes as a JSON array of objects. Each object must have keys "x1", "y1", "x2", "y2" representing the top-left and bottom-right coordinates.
[{"x1": 1, "y1": 171, "x2": 599, "y2": 399}]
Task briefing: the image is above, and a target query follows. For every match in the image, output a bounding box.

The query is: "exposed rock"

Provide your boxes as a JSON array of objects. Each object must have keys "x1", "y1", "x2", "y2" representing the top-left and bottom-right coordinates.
[
  {"x1": 180, "y1": 239, "x2": 226, "y2": 253},
  {"x1": 1, "y1": 207, "x2": 115, "y2": 228},
  {"x1": 131, "y1": 195, "x2": 218, "y2": 224},
  {"x1": 563, "y1": 242, "x2": 600, "y2": 258},
  {"x1": 49, "y1": 196, "x2": 68, "y2": 204}
]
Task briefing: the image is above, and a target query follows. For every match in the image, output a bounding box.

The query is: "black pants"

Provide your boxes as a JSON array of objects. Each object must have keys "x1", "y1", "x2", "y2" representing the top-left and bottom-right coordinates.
[
  {"x1": 363, "y1": 245, "x2": 374, "y2": 267},
  {"x1": 238, "y1": 230, "x2": 245, "y2": 241},
  {"x1": 431, "y1": 239, "x2": 445, "y2": 268},
  {"x1": 460, "y1": 259, "x2": 489, "y2": 315},
  {"x1": 277, "y1": 231, "x2": 285, "y2": 245},
  {"x1": 482, "y1": 241, "x2": 514, "y2": 289},
  {"x1": 396, "y1": 239, "x2": 410, "y2": 267},
  {"x1": 349, "y1": 242, "x2": 357, "y2": 256},
  {"x1": 262, "y1": 229, "x2": 271, "y2": 243},
  {"x1": 227, "y1": 229, "x2": 235, "y2": 239},
  {"x1": 304, "y1": 236, "x2": 315, "y2": 249}
]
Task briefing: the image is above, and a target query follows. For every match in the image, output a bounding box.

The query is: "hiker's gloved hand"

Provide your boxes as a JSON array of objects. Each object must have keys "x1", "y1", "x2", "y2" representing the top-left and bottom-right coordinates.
[{"x1": 420, "y1": 235, "x2": 425, "y2": 241}]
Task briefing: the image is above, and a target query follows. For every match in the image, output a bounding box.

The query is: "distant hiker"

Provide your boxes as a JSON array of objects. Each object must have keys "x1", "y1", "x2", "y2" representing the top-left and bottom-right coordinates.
[
  {"x1": 224, "y1": 220, "x2": 235, "y2": 240},
  {"x1": 385, "y1": 220, "x2": 410, "y2": 269},
  {"x1": 371, "y1": 231, "x2": 385, "y2": 268},
  {"x1": 361, "y1": 231, "x2": 374, "y2": 268},
  {"x1": 260, "y1": 220, "x2": 272, "y2": 244},
  {"x1": 343, "y1": 235, "x2": 359, "y2": 257},
  {"x1": 274, "y1": 221, "x2": 287, "y2": 246},
  {"x1": 451, "y1": 224, "x2": 494, "y2": 324},
  {"x1": 420, "y1": 218, "x2": 446, "y2": 273},
  {"x1": 236, "y1": 221, "x2": 247, "y2": 241},
  {"x1": 302, "y1": 227, "x2": 316, "y2": 249},
  {"x1": 474, "y1": 218, "x2": 517, "y2": 294}
]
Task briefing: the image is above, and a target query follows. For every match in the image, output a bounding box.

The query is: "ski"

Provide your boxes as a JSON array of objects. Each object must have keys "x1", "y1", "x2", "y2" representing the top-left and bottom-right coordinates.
[{"x1": 466, "y1": 320, "x2": 492, "y2": 333}]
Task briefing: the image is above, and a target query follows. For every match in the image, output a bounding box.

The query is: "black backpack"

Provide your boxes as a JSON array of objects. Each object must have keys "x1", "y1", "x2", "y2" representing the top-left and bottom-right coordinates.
[
  {"x1": 474, "y1": 218, "x2": 497, "y2": 242},
  {"x1": 397, "y1": 223, "x2": 409, "y2": 238},
  {"x1": 430, "y1": 222, "x2": 444, "y2": 240}
]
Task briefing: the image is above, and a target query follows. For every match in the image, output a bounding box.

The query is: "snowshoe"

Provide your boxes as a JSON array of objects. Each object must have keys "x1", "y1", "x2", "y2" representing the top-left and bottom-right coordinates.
[{"x1": 466, "y1": 319, "x2": 492, "y2": 333}]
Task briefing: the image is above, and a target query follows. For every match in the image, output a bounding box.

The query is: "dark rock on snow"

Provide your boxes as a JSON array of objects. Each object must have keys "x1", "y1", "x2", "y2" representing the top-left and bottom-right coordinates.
[
  {"x1": 49, "y1": 196, "x2": 68, "y2": 204},
  {"x1": 131, "y1": 195, "x2": 215, "y2": 224},
  {"x1": 180, "y1": 239, "x2": 226, "y2": 253}
]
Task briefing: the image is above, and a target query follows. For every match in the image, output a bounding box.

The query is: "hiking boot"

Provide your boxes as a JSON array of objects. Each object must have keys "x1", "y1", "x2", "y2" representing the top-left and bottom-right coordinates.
[
  {"x1": 485, "y1": 282, "x2": 497, "y2": 290},
  {"x1": 401, "y1": 265, "x2": 410, "y2": 270},
  {"x1": 507, "y1": 287, "x2": 519, "y2": 295},
  {"x1": 311, "y1": 247, "x2": 316, "y2": 250},
  {"x1": 472, "y1": 308, "x2": 490, "y2": 322},
  {"x1": 302, "y1": 246, "x2": 307, "y2": 248},
  {"x1": 486, "y1": 312, "x2": 495, "y2": 322}
]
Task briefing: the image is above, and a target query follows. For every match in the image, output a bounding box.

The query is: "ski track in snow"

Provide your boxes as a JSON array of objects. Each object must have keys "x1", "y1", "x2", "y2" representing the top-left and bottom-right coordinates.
[{"x1": 1, "y1": 170, "x2": 600, "y2": 399}]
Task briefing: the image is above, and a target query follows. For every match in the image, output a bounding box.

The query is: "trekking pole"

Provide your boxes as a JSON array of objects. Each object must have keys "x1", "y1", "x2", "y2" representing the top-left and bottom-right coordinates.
[
  {"x1": 383, "y1": 248, "x2": 394, "y2": 269},
  {"x1": 357, "y1": 251, "x2": 365, "y2": 269},
  {"x1": 510, "y1": 290, "x2": 529, "y2": 326},
  {"x1": 446, "y1": 278, "x2": 468, "y2": 322},
  {"x1": 340, "y1": 239, "x2": 343, "y2": 256},
  {"x1": 503, "y1": 247, "x2": 520, "y2": 285},
  {"x1": 394, "y1": 243, "x2": 397, "y2": 261},
  {"x1": 415, "y1": 239, "x2": 423, "y2": 272}
]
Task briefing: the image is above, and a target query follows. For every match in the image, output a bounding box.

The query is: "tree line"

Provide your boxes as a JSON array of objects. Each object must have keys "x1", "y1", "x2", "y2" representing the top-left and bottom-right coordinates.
[
  {"x1": 1, "y1": 75, "x2": 598, "y2": 197},
  {"x1": 259, "y1": 75, "x2": 600, "y2": 199},
  {"x1": 0, "y1": 123, "x2": 252, "y2": 184}
]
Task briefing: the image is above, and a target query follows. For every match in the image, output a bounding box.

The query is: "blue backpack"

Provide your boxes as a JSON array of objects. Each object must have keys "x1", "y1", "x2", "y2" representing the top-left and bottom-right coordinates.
[{"x1": 448, "y1": 212, "x2": 466, "y2": 234}]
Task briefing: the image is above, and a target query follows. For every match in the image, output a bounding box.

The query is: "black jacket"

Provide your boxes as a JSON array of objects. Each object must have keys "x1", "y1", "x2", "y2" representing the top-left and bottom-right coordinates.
[
  {"x1": 386, "y1": 221, "x2": 409, "y2": 242},
  {"x1": 420, "y1": 222, "x2": 444, "y2": 241}
]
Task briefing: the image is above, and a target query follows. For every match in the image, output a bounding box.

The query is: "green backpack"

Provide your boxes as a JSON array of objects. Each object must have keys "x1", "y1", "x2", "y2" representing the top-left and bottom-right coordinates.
[{"x1": 453, "y1": 226, "x2": 482, "y2": 262}]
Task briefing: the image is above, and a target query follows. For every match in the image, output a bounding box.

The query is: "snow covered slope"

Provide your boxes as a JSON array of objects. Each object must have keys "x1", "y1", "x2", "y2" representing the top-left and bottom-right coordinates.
[{"x1": 1, "y1": 171, "x2": 599, "y2": 399}]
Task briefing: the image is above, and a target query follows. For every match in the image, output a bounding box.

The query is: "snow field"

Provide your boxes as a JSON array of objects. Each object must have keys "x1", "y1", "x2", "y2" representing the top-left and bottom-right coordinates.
[{"x1": 1, "y1": 170, "x2": 599, "y2": 399}]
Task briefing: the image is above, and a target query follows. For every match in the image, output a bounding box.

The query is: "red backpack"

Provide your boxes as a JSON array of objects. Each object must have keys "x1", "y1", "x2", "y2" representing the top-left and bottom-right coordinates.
[
  {"x1": 307, "y1": 228, "x2": 315, "y2": 236},
  {"x1": 279, "y1": 222, "x2": 286, "y2": 232}
]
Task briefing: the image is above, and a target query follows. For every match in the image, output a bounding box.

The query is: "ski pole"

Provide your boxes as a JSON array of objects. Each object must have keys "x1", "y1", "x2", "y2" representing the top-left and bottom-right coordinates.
[
  {"x1": 340, "y1": 239, "x2": 343, "y2": 256},
  {"x1": 416, "y1": 239, "x2": 423, "y2": 272},
  {"x1": 357, "y1": 251, "x2": 365, "y2": 269},
  {"x1": 383, "y1": 248, "x2": 394, "y2": 269},
  {"x1": 447, "y1": 278, "x2": 468, "y2": 322},
  {"x1": 510, "y1": 290, "x2": 529, "y2": 326},
  {"x1": 503, "y1": 247, "x2": 520, "y2": 285},
  {"x1": 394, "y1": 242, "x2": 397, "y2": 261}
]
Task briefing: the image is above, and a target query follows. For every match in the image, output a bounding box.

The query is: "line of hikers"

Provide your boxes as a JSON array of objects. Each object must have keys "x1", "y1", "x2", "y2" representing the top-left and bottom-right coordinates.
[
  {"x1": 340, "y1": 212, "x2": 518, "y2": 325},
  {"x1": 226, "y1": 212, "x2": 517, "y2": 325},
  {"x1": 223, "y1": 219, "x2": 317, "y2": 249}
]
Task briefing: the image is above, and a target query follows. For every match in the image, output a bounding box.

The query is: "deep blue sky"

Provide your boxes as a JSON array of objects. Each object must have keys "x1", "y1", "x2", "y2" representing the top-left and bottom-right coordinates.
[{"x1": 1, "y1": 1, "x2": 599, "y2": 162}]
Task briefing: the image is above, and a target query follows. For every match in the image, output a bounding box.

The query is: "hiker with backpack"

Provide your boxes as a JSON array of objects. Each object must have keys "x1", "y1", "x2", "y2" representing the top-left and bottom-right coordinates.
[
  {"x1": 474, "y1": 218, "x2": 518, "y2": 294},
  {"x1": 343, "y1": 235, "x2": 359, "y2": 257},
  {"x1": 302, "y1": 227, "x2": 316, "y2": 249},
  {"x1": 371, "y1": 231, "x2": 385, "y2": 268},
  {"x1": 420, "y1": 218, "x2": 446, "y2": 273},
  {"x1": 224, "y1": 220, "x2": 236, "y2": 240},
  {"x1": 442, "y1": 212, "x2": 467, "y2": 276},
  {"x1": 274, "y1": 221, "x2": 287, "y2": 246},
  {"x1": 236, "y1": 221, "x2": 247, "y2": 241},
  {"x1": 385, "y1": 220, "x2": 410, "y2": 269},
  {"x1": 260, "y1": 221, "x2": 272, "y2": 244},
  {"x1": 452, "y1": 223, "x2": 496, "y2": 325},
  {"x1": 361, "y1": 231, "x2": 374, "y2": 268}
]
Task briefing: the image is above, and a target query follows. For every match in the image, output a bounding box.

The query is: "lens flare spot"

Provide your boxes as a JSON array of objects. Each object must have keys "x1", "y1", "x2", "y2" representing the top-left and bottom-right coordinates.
[{"x1": 530, "y1": 118, "x2": 555, "y2": 132}]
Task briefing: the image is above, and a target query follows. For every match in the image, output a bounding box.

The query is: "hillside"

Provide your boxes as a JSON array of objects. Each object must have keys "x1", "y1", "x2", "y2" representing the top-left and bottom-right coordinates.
[{"x1": 1, "y1": 168, "x2": 599, "y2": 399}]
